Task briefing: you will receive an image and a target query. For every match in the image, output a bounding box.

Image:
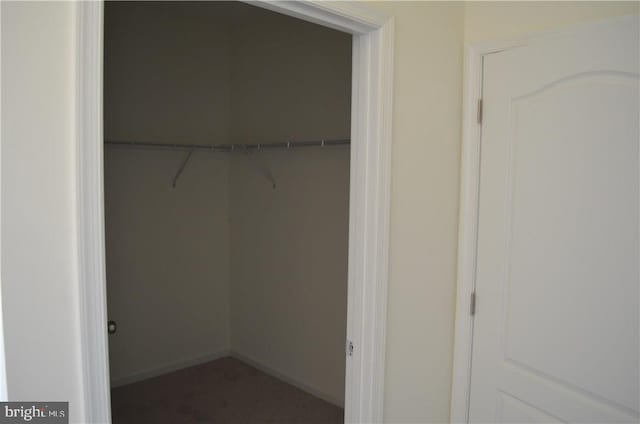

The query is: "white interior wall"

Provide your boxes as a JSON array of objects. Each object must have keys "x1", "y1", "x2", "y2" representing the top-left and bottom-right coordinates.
[
  {"x1": 3, "y1": 2, "x2": 638, "y2": 423},
  {"x1": 228, "y1": 11, "x2": 351, "y2": 406},
  {"x1": 229, "y1": 150, "x2": 350, "y2": 406},
  {"x1": 104, "y1": 150, "x2": 231, "y2": 385},
  {"x1": 229, "y1": 11, "x2": 352, "y2": 143},
  {"x1": 104, "y1": 2, "x2": 232, "y2": 145},
  {"x1": 104, "y1": 2, "x2": 234, "y2": 384}
]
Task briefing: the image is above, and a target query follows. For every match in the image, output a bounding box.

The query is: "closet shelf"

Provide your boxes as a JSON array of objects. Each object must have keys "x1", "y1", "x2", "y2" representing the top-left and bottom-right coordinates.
[
  {"x1": 104, "y1": 138, "x2": 350, "y2": 152},
  {"x1": 105, "y1": 138, "x2": 350, "y2": 189}
]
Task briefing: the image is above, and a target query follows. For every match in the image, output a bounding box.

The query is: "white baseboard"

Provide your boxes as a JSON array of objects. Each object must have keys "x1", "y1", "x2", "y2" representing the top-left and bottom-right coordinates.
[
  {"x1": 110, "y1": 349, "x2": 230, "y2": 388},
  {"x1": 230, "y1": 350, "x2": 344, "y2": 409}
]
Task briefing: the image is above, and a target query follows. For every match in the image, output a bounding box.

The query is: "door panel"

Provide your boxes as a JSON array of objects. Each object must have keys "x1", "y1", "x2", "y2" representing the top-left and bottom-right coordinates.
[
  {"x1": 498, "y1": 392, "x2": 564, "y2": 423},
  {"x1": 469, "y1": 16, "x2": 639, "y2": 423}
]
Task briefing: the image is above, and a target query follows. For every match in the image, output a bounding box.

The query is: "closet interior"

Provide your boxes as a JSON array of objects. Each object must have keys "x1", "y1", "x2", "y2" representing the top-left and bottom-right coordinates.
[{"x1": 103, "y1": 2, "x2": 352, "y2": 422}]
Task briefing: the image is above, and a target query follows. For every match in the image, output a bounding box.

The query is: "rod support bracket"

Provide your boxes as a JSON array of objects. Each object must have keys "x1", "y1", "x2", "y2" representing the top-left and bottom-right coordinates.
[{"x1": 172, "y1": 149, "x2": 194, "y2": 188}]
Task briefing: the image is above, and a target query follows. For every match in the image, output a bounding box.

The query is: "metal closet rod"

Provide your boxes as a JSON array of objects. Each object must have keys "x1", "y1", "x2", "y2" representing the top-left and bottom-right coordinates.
[{"x1": 104, "y1": 138, "x2": 350, "y2": 152}]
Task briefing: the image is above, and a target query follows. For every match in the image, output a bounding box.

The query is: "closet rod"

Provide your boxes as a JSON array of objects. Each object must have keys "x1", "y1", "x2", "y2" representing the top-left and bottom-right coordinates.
[{"x1": 104, "y1": 139, "x2": 350, "y2": 152}]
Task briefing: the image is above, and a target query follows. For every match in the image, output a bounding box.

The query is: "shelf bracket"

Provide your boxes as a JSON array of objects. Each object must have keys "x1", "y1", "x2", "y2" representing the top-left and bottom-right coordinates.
[
  {"x1": 172, "y1": 148, "x2": 194, "y2": 188},
  {"x1": 243, "y1": 146, "x2": 277, "y2": 189}
]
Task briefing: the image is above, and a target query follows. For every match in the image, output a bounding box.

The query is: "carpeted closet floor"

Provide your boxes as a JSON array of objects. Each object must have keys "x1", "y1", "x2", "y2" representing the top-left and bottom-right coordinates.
[{"x1": 110, "y1": 357, "x2": 344, "y2": 424}]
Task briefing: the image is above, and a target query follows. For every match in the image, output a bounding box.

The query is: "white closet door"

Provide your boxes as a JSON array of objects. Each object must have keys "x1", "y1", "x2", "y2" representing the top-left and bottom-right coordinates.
[{"x1": 469, "y1": 16, "x2": 639, "y2": 423}]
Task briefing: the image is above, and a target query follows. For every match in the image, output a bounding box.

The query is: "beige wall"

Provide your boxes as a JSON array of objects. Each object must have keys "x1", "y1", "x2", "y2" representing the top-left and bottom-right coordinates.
[
  {"x1": 464, "y1": 1, "x2": 640, "y2": 43},
  {"x1": 2, "y1": 2, "x2": 638, "y2": 423},
  {"x1": 366, "y1": 2, "x2": 465, "y2": 422}
]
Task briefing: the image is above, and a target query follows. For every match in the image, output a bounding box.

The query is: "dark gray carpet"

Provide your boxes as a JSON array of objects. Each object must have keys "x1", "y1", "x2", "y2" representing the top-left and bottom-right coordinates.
[{"x1": 111, "y1": 356, "x2": 344, "y2": 423}]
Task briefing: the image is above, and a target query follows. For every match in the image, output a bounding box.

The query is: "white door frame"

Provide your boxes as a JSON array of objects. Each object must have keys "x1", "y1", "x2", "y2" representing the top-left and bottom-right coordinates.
[
  {"x1": 449, "y1": 16, "x2": 636, "y2": 423},
  {"x1": 75, "y1": 2, "x2": 394, "y2": 423},
  {"x1": 450, "y1": 36, "x2": 523, "y2": 424}
]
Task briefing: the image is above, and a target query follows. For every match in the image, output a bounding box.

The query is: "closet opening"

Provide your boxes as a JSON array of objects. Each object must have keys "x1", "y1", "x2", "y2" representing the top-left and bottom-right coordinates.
[{"x1": 103, "y1": 1, "x2": 352, "y2": 422}]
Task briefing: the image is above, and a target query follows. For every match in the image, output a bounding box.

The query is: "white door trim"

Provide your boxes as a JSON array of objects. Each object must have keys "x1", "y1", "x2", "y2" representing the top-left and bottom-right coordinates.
[
  {"x1": 75, "y1": 2, "x2": 110, "y2": 423},
  {"x1": 0, "y1": 0, "x2": 9, "y2": 402},
  {"x1": 450, "y1": 36, "x2": 521, "y2": 424},
  {"x1": 449, "y1": 15, "x2": 637, "y2": 423},
  {"x1": 75, "y1": 2, "x2": 394, "y2": 423}
]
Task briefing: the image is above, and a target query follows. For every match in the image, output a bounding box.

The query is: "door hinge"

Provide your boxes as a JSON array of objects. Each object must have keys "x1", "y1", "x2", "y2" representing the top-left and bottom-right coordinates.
[
  {"x1": 477, "y1": 99, "x2": 483, "y2": 124},
  {"x1": 347, "y1": 340, "x2": 354, "y2": 357},
  {"x1": 470, "y1": 291, "x2": 477, "y2": 316}
]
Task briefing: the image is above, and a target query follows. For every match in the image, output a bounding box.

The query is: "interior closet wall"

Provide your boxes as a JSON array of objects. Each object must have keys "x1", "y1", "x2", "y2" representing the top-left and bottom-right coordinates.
[
  {"x1": 104, "y1": 2, "x2": 233, "y2": 385},
  {"x1": 228, "y1": 13, "x2": 351, "y2": 406},
  {"x1": 104, "y1": 1, "x2": 351, "y2": 402}
]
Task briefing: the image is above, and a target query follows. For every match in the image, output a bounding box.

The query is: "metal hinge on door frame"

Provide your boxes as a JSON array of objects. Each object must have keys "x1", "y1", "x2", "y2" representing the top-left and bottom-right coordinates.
[
  {"x1": 477, "y1": 99, "x2": 483, "y2": 124},
  {"x1": 470, "y1": 291, "x2": 477, "y2": 316},
  {"x1": 347, "y1": 339, "x2": 354, "y2": 357}
]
